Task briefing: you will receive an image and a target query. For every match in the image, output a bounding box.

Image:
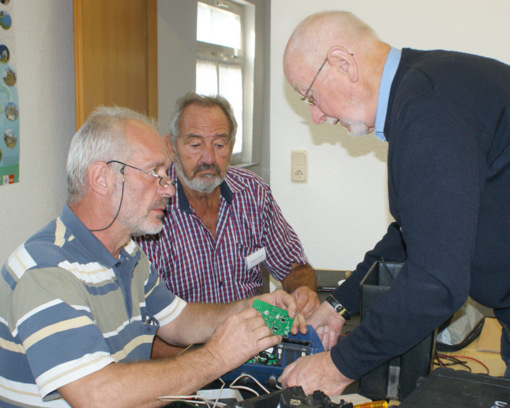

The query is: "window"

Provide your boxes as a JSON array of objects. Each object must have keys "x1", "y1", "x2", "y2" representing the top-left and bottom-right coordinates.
[{"x1": 196, "y1": 0, "x2": 254, "y2": 164}]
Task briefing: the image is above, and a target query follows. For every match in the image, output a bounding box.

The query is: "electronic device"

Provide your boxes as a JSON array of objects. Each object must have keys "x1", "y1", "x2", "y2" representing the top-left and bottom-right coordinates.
[
  {"x1": 240, "y1": 386, "x2": 353, "y2": 408},
  {"x1": 221, "y1": 301, "x2": 324, "y2": 385}
]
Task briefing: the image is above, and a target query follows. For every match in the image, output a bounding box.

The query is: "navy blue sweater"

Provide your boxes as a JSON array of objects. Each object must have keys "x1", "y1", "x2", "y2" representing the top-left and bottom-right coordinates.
[{"x1": 331, "y1": 48, "x2": 510, "y2": 379}]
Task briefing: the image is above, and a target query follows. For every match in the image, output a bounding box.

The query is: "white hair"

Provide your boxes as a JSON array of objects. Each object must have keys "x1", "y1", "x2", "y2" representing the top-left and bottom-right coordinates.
[{"x1": 66, "y1": 106, "x2": 157, "y2": 203}]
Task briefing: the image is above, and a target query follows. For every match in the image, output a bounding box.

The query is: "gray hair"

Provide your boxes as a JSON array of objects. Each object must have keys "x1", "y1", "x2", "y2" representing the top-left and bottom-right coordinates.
[
  {"x1": 168, "y1": 92, "x2": 237, "y2": 149},
  {"x1": 66, "y1": 106, "x2": 157, "y2": 204}
]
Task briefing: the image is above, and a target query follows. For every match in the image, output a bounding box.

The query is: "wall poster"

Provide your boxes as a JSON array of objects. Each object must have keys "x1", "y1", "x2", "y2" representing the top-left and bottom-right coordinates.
[{"x1": 0, "y1": 0, "x2": 18, "y2": 186}]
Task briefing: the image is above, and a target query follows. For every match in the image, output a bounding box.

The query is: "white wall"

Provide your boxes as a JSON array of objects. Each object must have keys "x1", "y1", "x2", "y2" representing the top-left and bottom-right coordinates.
[
  {"x1": 270, "y1": 0, "x2": 510, "y2": 271},
  {"x1": 0, "y1": 1, "x2": 75, "y2": 263},
  {"x1": 157, "y1": 0, "x2": 197, "y2": 134}
]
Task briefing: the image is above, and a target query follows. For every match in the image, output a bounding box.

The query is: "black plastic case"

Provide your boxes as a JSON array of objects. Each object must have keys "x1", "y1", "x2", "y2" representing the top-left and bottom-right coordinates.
[
  {"x1": 358, "y1": 261, "x2": 437, "y2": 401},
  {"x1": 399, "y1": 367, "x2": 510, "y2": 407}
]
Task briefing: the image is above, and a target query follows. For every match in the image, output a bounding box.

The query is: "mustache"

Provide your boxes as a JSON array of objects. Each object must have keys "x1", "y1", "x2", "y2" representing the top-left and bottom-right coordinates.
[
  {"x1": 150, "y1": 198, "x2": 169, "y2": 211},
  {"x1": 193, "y1": 163, "x2": 222, "y2": 177}
]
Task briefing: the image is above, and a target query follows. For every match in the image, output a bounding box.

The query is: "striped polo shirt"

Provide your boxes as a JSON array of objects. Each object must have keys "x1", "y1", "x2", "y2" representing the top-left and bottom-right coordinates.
[
  {"x1": 0, "y1": 205, "x2": 186, "y2": 407},
  {"x1": 137, "y1": 165, "x2": 308, "y2": 303}
]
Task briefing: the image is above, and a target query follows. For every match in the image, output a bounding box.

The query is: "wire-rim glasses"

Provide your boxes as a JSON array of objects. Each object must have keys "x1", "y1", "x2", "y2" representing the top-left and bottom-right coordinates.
[
  {"x1": 300, "y1": 57, "x2": 328, "y2": 106},
  {"x1": 106, "y1": 160, "x2": 176, "y2": 188}
]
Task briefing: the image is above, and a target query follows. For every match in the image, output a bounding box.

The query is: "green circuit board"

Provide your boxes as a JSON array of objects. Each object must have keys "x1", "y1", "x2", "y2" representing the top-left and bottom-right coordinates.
[{"x1": 253, "y1": 299, "x2": 294, "y2": 336}]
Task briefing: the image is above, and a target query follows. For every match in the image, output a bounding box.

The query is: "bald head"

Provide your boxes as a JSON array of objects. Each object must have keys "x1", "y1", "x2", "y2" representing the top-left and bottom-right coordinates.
[
  {"x1": 283, "y1": 11, "x2": 391, "y2": 135},
  {"x1": 284, "y1": 11, "x2": 384, "y2": 77}
]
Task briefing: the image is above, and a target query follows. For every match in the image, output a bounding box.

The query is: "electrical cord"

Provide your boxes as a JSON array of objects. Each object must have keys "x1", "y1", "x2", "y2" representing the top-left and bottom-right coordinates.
[
  {"x1": 228, "y1": 373, "x2": 271, "y2": 396},
  {"x1": 90, "y1": 165, "x2": 125, "y2": 232},
  {"x1": 434, "y1": 351, "x2": 490, "y2": 375},
  {"x1": 158, "y1": 374, "x2": 271, "y2": 407}
]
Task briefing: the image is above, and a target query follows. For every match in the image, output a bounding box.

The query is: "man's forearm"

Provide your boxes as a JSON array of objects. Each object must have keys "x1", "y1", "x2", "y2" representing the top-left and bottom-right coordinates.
[
  {"x1": 159, "y1": 298, "x2": 253, "y2": 346},
  {"x1": 60, "y1": 305, "x2": 282, "y2": 408},
  {"x1": 282, "y1": 263, "x2": 318, "y2": 293},
  {"x1": 59, "y1": 346, "x2": 228, "y2": 408}
]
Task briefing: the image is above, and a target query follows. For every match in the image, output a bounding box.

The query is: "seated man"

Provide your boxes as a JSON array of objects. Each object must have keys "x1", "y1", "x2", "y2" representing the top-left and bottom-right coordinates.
[
  {"x1": 0, "y1": 106, "x2": 305, "y2": 407},
  {"x1": 137, "y1": 93, "x2": 319, "y2": 318}
]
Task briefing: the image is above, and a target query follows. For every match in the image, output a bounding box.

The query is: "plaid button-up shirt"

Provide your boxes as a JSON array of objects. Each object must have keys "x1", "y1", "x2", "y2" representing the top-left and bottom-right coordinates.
[{"x1": 137, "y1": 164, "x2": 308, "y2": 303}]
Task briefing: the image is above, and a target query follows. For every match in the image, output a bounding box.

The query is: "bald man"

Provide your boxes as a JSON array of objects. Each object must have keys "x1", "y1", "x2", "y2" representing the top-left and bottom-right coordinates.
[{"x1": 279, "y1": 11, "x2": 510, "y2": 396}]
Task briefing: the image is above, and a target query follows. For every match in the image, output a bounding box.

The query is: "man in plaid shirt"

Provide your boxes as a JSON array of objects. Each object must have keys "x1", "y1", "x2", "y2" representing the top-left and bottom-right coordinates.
[{"x1": 137, "y1": 94, "x2": 319, "y2": 357}]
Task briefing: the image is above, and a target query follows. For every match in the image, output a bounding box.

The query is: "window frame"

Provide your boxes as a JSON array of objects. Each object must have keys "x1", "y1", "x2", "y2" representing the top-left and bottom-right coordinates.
[{"x1": 196, "y1": 0, "x2": 254, "y2": 165}]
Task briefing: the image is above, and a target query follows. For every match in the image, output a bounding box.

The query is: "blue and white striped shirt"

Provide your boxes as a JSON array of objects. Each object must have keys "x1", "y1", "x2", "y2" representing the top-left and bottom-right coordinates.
[{"x1": 0, "y1": 205, "x2": 185, "y2": 407}]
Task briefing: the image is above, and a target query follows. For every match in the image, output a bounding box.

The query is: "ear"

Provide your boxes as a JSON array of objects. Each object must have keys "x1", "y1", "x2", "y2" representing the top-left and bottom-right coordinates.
[
  {"x1": 164, "y1": 134, "x2": 176, "y2": 161},
  {"x1": 87, "y1": 161, "x2": 111, "y2": 196},
  {"x1": 327, "y1": 46, "x2": 359, "y2": 83}
]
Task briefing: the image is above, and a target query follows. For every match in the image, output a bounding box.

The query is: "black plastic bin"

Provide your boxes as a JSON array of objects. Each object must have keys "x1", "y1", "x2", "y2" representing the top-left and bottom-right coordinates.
[
  {"x1": 398, "y1": 367, "x2": 510, "y2": 407},
  {"x1": 358, "y1": 261, "x2": 437, "y2": 401}
]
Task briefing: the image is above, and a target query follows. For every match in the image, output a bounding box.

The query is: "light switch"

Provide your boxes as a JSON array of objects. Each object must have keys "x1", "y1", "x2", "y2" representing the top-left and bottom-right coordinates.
[{"x1": 291, "y1": 150, "x2": 307, "y2": 182}]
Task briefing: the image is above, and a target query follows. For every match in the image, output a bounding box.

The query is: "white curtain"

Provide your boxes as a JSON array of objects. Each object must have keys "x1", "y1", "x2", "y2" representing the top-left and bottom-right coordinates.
[
  {"x1": 219, "y1": 61, "x2": 243, "y2": 154},
  {"x1": 196, "y1": 56, "x2": 243, "y2": 155},
  {"x1": 196, "y1": 56, "x2": 218, "y2": 96}
]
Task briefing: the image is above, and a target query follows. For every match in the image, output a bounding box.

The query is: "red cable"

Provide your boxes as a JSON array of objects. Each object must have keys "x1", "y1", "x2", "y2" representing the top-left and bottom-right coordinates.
[{"x1": 437, "y1": 353, "x2": 490, "y2": 375}]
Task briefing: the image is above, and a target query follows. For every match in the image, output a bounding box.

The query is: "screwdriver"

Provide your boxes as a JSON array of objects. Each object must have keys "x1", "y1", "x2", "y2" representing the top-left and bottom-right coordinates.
[{"x1": 353, "y1": 401, "x2": 388, "y2": 408}]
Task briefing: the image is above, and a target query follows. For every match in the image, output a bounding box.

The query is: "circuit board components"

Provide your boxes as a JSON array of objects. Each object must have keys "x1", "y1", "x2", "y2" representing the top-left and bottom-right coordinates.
[{"x1": 252, "y1": 299, "x2": 294, "y2": 336}]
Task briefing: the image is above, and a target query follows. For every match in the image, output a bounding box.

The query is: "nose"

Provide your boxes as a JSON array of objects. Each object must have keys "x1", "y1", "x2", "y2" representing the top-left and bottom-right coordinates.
[
  {"x1": 201, "y1": 143, "x2": 215, "y2": 164},
  {"x1": 309, "y1": 104, "x2": 328, "y2": 124},
  {"x1": 160, "y1": 183, "x2": 176, "y2": 198}
]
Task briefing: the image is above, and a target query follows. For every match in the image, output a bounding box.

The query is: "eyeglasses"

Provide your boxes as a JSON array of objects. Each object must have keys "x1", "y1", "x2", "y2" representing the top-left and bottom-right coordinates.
[
  {"x1": 300, "y1": 57, "x2": 328, "y2": 106},
  {"x1": 106, "y1": 160, "x2": 176, "y2": 188}
]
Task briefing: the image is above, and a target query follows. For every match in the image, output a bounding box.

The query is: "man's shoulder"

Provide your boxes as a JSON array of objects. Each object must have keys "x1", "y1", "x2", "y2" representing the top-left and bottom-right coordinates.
[
  {"x1": 19, "y1": 218, "x2": 64, "y2": 260},
  {"x1": 2, "y1": 219, "x2": 69, "y2": 286},
  {"x1": 226, "y1": 166, "x2": 271, "y2": 192},
  {"x1": 5, "y1": 215, "x2": 99, "y2": 276}
]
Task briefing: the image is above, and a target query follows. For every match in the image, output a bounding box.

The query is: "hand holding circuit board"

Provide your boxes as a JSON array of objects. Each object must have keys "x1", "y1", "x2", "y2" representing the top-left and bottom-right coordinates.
[
  {"x1": 253, "y1": 299, "x2": 295, "y2": 336},
  {"x1": 254, "y1": 291, "x2": 308, "y2": 337},
  {"x1": 219, "y1": 299, "x2": 323, "y2": 383},
  {"x1": 201, "y1": 290, "x2": 306, "y2": 375}
]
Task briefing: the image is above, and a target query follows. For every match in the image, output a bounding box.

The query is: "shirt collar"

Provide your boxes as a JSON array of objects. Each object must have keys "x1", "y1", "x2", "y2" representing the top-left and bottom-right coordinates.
[
  {"x1": 171, "y1": 163, "x2": 234, "y2": 214},
  {"x1": 374, "y1": 47, "x2": 402, "y2": 142},
  {"x1": 61, "y1": 204, "x2": 139, "y2": 267}
]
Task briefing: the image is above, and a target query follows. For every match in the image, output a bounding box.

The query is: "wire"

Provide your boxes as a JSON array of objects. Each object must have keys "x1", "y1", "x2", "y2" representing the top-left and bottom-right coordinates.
[
  {"x1": 435, "y1": 353, "x2": 471, "y2": 372},
  {"x1": 157, "y1": 397, "x2": 229, "y2": 408},
  {"x1": 90, "y1": 166, "x2": 125, "y2": 232},
  {"x1": 237, "y1": 374, "x2": 271, "y2": 394},
  {"x1": 434, "y1": 352, "x2": 490, "y2": 375},
  {"x1": 448, "y1": 354, "x2": 490, "y2": 375},
  {"x1": 159, "y1": 374, "x2": 272, "y2": 406},
  {"x1": 227, "y1": 373, "x2": 272, "y2": 397},
  {"x1": 211, "y1": 378, "x2": 226, "y2": 408},
  {"x1": 157, "y1": 395, "x2": 221, "y2": 407},
  {"x1": 228, "y1": 384, "x2": 260, "y2": 397}
]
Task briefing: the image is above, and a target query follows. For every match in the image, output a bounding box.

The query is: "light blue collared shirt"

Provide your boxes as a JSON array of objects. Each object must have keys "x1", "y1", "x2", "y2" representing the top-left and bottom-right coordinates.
[{"x1": 374, "y1": 47, "x2": 402, "y2": 142}]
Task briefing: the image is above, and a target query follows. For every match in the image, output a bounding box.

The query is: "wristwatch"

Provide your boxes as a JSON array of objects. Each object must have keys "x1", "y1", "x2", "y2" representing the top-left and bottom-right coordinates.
[{"x1": 325, "y1": 295, "x2": 351, "y2": 320}]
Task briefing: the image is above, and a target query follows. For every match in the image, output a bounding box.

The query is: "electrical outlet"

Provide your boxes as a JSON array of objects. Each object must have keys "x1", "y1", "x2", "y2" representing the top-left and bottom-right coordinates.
[{"x1": 291, "y1": 150, "x2": 307, "y2": 182}]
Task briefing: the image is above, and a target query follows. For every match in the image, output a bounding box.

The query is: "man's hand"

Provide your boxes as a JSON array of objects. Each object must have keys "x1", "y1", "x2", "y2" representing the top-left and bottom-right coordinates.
[
  {"x1": 278, "y1": 352, "x2": 354, "y2": 396},
  {"x1": 204, "y1": 308, "x2": 281, "y2": 370},
  {"x1": 61, "y1": 308, "x2": 282, "y2": 407},
  {"x1": 291, "y1": 286, "x2": 320, "y2": 317},
  {"x1": 307, "y1": 301, "x2": 345, "y2": 350},
  {"x1": 281, "y1": 263, "x2": 318, "y2": 317},
  {"x1": 256, "y1": 290, "x2": 307, "y2": 335}
]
